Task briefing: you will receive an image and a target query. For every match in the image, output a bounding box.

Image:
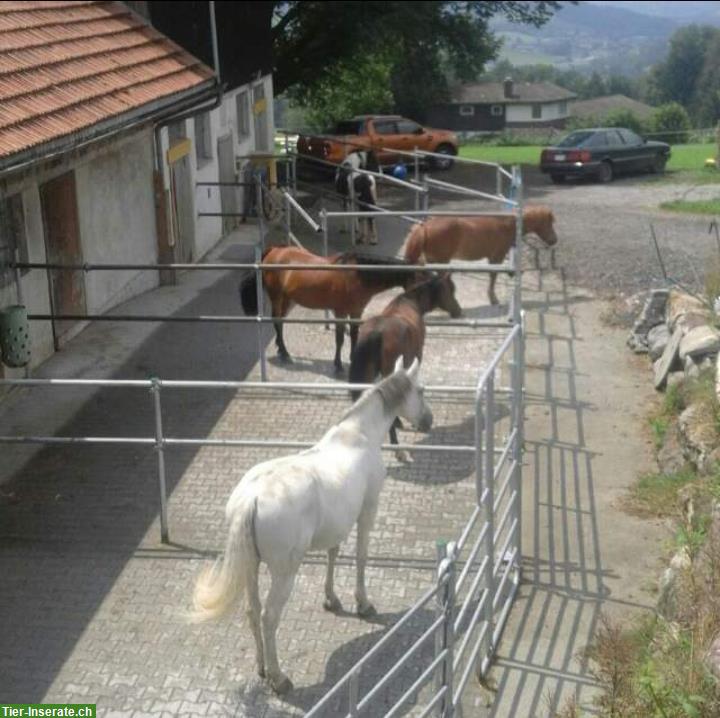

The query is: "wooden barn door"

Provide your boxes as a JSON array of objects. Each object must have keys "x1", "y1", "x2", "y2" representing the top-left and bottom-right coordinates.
[{"x1": 40, "y1": 171, "x2": 86, "y2": 345}]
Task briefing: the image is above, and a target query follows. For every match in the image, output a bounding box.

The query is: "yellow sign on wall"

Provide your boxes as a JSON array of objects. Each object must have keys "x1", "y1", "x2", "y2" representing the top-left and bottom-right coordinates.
[
  {"x1": 166, "y1": 138, "x2": 191, "y2": 164},
  {"x1": 253, "y1": 98, "x2": 267, "y2": 115}
]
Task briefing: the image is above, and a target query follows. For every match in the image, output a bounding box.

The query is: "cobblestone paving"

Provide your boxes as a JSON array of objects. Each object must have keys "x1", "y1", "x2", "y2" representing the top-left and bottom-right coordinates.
[{"x1": 0, "y1": 187, "x2": 533, "y2": 715}]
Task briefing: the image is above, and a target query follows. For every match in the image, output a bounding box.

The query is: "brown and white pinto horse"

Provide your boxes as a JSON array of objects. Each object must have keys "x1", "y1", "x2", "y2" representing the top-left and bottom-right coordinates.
[
  {"x1": 402, "y1": 205, "x2": 558, "y2": 304},
  {"x1": 240, "y1": 246, "x2": 424, "y2": 373}
]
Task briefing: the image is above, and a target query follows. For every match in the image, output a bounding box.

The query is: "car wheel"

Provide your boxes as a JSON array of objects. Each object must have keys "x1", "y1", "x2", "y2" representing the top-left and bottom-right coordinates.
[
  {"x1": 432, "y1": 144, "x2": 456, "y2": 171},
  {"x1": 651, "y1": 155, "x2": 667, "y2": 174},
  {"x1": 550, "y1": 174, "x2": 565, "y2": 184},
  {"x1": 597, "y1": 161, "x2": 613, "y2": 183}
]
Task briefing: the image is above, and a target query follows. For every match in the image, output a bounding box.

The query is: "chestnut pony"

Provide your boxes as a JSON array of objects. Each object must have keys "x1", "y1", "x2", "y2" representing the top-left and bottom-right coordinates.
[
  {"x1": 402, "y1": 205, "x2": 558, "y2": 304},
  {"x1": 240, "y1": 246, "x2": 424, "y2": 373},
  {"x1": 349, "y1": 272, "x2": 462, "y2": 447}
]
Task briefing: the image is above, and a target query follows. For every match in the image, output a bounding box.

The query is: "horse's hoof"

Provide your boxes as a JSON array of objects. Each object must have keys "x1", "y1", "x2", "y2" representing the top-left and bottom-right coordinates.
[
  {"x1": 278, "y1": 353, "x2": 293, "y2": 364},
  {"x1": 395, "y1": 450, "x2": 411, "y2": 464},
  {"x1": 323, "y1": 595, "x2": 342, "y2": 613},
  {"x1": 269, "y1": 673, "x2": 294, "y2": 695},
  {"x1": 357, "y1": 601, "x2": 377, "y2": 618},
  {"x1": 334, "y1": 364, "x2": 344, "y2": 376},
  {"x1": 257, "y1": 665, "x2": 266, "y2": 679}
]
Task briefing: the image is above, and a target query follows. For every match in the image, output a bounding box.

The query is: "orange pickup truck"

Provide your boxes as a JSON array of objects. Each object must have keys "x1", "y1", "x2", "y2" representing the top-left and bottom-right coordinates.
[{"x1": 297, "y1": 115, "x2": 459, "y2": 171}]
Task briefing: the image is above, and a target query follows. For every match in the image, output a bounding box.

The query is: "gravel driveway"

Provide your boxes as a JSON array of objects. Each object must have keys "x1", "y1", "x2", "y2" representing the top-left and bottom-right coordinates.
[{"x1": 393, "y1": 164, "x2": 720, "y2": 298}]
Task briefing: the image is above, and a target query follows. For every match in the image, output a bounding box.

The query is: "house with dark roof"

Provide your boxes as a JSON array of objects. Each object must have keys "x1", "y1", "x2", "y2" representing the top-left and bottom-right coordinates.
[
  {"x1": 570, "y1": 94, "x2": 656, "y2": 123},
  {"x1": 428, "y1": 79, "x2": 577, "y2": 133},
  {"x1": 0, "y1": 1, "x2": 274, "y2": 374}
]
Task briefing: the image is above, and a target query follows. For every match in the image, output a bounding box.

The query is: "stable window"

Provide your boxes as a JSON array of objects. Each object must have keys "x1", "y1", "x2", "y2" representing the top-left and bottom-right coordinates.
[
  {"x1": 237, "y1": 91, "x2": 250, "y2": 139},
  {"x1": 194, "y1": 112, "x2": 213, "y2": 164},
  {"x1": 490, "y1": 105, "x2": 503, "y2": 117},
  {"x1": 558, "y1": 101, "x2": 567, "y2": 115},
  {"x1": 0, "y1": 194, "x2": 28, "y2": 289},
  {"x1": 459, "y1": 105, "x2": 475, "y2": 117},
  {"x1": 531, "y1": 104, "x2": 542, "y2": 119}
]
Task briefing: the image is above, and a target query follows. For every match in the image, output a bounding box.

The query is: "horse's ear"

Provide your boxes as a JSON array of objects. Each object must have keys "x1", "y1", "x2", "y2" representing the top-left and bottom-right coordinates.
[
  {"x1": 407, "y1": 357, "x2": 420, "y2": 379},
  {"x1": 394, "y1": 355, "x2": 404, "y2": 374}
]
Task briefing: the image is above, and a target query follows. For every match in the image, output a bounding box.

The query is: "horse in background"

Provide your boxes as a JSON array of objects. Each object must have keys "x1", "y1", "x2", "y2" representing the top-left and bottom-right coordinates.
[
  {"x1": 335, "y1": 150, "x2": 379, "y2": 245},
  {"x1": 349, "y1": 272, "x2": 462, "y2": 450},
  {"x1": 239, "y1": 245, "x2": 426, "y2": 373},
  {"x1": 192, "y1": 357, "x2": 433, "y2": 695},
  {"x1": 402, "y1": 205, "x2": 558, "y2": 305}
]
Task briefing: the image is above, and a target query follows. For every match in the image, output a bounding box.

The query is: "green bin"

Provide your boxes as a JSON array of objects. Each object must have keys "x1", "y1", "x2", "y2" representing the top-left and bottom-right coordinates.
[{"x1": 0, "y1": 305, "x2": 30, "y2": 368}]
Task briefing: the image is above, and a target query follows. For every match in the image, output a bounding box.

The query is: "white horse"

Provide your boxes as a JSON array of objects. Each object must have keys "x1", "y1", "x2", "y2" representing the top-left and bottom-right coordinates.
[
  {"x1": 335, "y1": 150, "x2": 379, "y2": 245},
  {"x1": 192, "y1": 357, "x2": 432, "y2": 694}
]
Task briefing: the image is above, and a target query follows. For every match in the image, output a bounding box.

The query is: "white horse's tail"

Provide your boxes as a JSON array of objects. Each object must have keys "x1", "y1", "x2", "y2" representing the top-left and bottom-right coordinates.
[{"x1": 191, "y1": 497, "x2": 258, "y2": 622}]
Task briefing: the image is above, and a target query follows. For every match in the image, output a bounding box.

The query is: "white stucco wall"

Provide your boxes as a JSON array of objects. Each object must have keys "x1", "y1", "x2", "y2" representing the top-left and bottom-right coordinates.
[
  {"x1": 75, "y1": 129, "x2": 158, "y2": 315},
  {"x1": 158, "y1": 73, "x2": 275, "y2": 261},
  {"x1": 506, "y1": 101, "x2": 569, "y2": 123}
]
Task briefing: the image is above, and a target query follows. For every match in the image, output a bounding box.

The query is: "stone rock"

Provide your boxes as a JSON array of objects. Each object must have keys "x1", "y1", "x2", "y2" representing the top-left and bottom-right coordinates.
[
  {"x1": 716, "y1": 352, "x2": 720, "y2": 403},
  {"x1": 628, "y1": 289, "x2": 669, "y2": 352},
  {"x1": 668, "y1": 291, "x2": 710, "y2": 331},
  {"x1": 679, "y1": 326, "x2": 720, "y2": 361},
  {"x1": 667, "y1": 371, "x2": 685, "y2": 391},
  {"x1": 705, "y1": 634, "x2": 720, "y2": 680},
  {"x1": 657, "y1": 424, "x2": 686, "y2": 475},
  {"x1": 675, "y1": 311, "x2": 712, "y2": 335},
  {"x1": 679, "y1": 403, "x2": 720, "y2": 471},
  {"x1": 685, "y1": 355, "x2": 700, "y2": 380},
  {"x1": 654, "y1": 326, "x2": 684, "y2": 390},
  {"x1": 658, "y1": 548, "x2": 691, "y2": 620},
  {"x1": 648, "y1": 324, "x2": 671, "y2": 361}
]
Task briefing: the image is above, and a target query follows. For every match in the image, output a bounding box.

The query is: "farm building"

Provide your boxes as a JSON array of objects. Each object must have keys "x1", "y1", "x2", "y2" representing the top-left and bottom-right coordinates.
[
  {"x1": 428, "y1": 78, "x2": 577, "y2": 133},
  {"x1": 0, "y1": 1, "x2": 275, "y2": 376}
]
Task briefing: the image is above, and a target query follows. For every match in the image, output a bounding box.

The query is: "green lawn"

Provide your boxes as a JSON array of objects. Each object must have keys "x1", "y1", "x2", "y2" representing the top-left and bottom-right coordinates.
[
  {"x1": 660, "y1": 197, "x2": 720, "y2": 215},
  {"x1": 458, "y1": 144, "x2": 542, "y2": 166}
]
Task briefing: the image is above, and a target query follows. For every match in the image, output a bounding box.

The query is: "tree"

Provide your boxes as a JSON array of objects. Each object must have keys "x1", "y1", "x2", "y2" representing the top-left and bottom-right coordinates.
[
  {"x1": 272, "y1": 1, "x2": 568, "y2": 121},
  {"x1": 693, "y1": 33, "x2": 720, "y2": 127},
  {"x1": 651, "y1": 102, "x2": 691, "y2": 144},
  {"x1": 289, "y1": 54, "x2": 394, "y2": 129},
  {"x1": 646, "y1": 25, "x2": 720, "y2": 110}
]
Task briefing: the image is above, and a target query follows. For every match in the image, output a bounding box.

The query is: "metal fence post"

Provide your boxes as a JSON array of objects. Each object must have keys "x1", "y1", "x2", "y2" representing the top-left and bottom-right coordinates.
[
  {"x1": 414, "y1": 148, "x2": 420, "y2": 212},
  {"x1": 478, "y1": 371, "x2": 495, "y2": 676},
  {"x1": 435, "y1": 539, "x2": 447, "y2": 716},
  {"x1": 349, "y1": 667, "x2": 360, "y2": 717},
  {"x1": 349, "y1": 171, "x2": 357, "y2": 246},
  {"x1": 150, "y1": 377, "x2": 169, "y2": 544},
  {"x1": 284, "y1": 192, "x2": 292, "y2": 244},
  {"x1": 422, "y1": 173, "x2": 430, "y2": 213},
  {"x1": 511, "y1": 166, "x2": 523, "y2": 326},
  {"x1": 443, "y1": 544, "x2": 456, "y2": 718},
  {"x1": 513, "y1": 319, "x2": 525, "y2": 575},
  {"x1": 254, "y1": 178, "x2": 268, "y2": 381}
]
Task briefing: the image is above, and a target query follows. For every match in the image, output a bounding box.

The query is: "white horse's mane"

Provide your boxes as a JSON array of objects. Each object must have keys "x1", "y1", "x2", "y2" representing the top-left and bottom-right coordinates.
[{"x1": 341, "y1": 370, "x2": 412, "y2": 423}]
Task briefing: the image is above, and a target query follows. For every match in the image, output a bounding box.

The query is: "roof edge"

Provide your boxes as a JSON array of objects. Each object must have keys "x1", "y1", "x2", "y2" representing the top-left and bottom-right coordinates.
[{"x1": 0, "y1": 78, "x2": 218, "y2": 177}]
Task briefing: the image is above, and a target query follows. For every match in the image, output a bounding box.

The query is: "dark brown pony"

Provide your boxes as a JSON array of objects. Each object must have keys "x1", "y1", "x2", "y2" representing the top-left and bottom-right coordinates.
[
  {"x1": 240, "y1": 246, "x2": 424, "y2": 372},
  {"x1": 348, "y1": 272, "x2": 462, "y2": 446},
  {"x1": 402, "y1": 205, "x2": 558, "y2": 305}
]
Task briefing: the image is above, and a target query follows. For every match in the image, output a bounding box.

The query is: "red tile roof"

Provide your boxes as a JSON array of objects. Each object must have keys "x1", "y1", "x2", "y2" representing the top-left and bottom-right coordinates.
[{"x1": 0, "y1": 1, "x2": 215, "y2": 162}]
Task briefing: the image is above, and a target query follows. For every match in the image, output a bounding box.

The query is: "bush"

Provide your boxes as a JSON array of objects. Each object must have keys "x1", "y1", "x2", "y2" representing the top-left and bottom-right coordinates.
[
  {"x1": 651, "y1": 102, "x2": 692, "y2": 144},
  {"x1": 604, "y1": 109, "x2": 648, "y2": 136}
]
